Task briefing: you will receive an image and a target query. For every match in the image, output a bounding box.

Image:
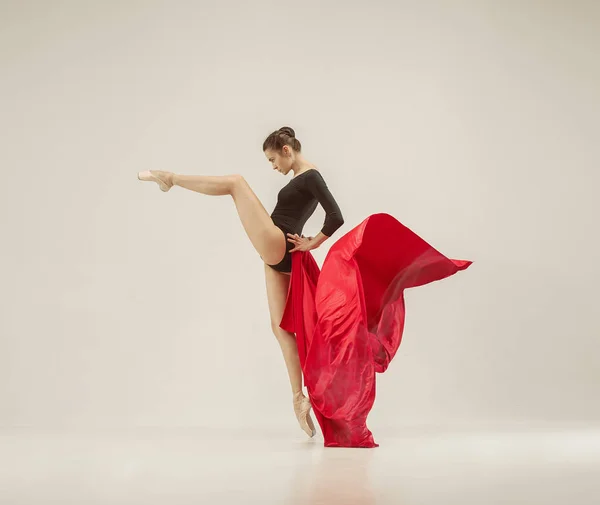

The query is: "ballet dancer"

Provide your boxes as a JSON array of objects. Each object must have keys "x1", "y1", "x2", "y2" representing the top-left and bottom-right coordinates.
[{"x1": 138, "y1": 126, "x2": 343, "y2": 438}]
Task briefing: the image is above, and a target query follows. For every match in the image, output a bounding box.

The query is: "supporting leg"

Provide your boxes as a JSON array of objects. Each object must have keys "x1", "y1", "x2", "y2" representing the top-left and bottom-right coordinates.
[{"x1": 264, "y1": 263, "x2": 316, "y2": 437}]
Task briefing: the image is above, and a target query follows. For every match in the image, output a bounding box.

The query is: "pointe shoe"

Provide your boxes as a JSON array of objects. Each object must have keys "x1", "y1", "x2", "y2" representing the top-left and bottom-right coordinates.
[
  {"x1": 137, "y1": 170, "x2": 173, "y2": 192},
  {"x1": 293, "y1": 391, "x2": 316, "y2": 438}
]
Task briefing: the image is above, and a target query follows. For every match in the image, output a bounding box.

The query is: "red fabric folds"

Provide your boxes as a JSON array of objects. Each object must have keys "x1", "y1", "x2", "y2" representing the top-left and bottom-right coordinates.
[{"x1": 279, "y1": 213, "x2": 471, "y2": 447}]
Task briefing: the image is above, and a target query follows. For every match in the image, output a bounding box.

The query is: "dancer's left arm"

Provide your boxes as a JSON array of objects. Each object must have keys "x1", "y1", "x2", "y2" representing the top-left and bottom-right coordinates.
[{"x1": 288, "y1": 171, "x2": 344, "y2": 251}]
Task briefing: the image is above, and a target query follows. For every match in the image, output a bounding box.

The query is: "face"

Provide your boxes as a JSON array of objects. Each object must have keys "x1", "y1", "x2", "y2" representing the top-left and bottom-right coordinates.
[{"x1": 265, "y1": 146, "x2": 293, "y2": 175}]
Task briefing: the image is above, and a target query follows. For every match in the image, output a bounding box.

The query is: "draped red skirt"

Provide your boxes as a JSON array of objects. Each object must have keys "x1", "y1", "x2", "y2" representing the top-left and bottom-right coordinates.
[{"x1": 279, "y1": 213, "x2": 472, "y2": 447}]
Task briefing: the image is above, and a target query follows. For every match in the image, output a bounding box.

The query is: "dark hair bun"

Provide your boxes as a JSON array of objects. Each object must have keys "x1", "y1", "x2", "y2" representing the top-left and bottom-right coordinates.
[
  {"x1": 278, "y1": 126, "x2": 295, "y2": 138},
  {"x1": 263, "y1": 126, "x2": 301, "y2": 153}
]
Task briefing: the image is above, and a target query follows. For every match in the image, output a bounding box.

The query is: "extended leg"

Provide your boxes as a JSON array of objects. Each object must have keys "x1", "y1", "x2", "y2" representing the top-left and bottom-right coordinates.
[{"x1": 138, "y1": 170, "x2": 286, "y2": 265}]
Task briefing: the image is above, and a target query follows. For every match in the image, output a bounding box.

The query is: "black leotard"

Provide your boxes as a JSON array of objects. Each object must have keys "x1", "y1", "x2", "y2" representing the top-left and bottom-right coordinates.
[{"x1": 268, "y1": 169, "x2": 344, "y2": 273}]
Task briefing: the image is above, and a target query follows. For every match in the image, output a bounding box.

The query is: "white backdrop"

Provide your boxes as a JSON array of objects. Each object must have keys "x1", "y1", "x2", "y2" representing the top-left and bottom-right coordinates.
[{"x1": 1, "y1": 0, "x2": 598, "y2": 434}]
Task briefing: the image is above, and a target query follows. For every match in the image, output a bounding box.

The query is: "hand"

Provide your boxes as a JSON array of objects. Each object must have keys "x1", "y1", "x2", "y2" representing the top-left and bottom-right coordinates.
[{"x1": 287, "y1": 233, "x2": 314, "y2": 252}]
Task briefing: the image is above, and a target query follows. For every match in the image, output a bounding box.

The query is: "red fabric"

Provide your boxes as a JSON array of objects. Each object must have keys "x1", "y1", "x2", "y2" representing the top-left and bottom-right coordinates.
[{"x1": 279, "y1": 213, "x2": 471, "y2": 447}]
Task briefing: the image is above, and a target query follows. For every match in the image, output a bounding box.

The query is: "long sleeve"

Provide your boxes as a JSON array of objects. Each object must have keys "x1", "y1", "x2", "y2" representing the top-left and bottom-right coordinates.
[{"x1": 303, "y1": 170, "x2": 344, "y2": 237}]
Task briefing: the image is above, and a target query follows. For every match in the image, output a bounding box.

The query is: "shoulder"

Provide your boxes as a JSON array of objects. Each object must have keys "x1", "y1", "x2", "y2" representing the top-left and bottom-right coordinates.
[
  {"x1": 300, "y1": 169, "x2": 327, "y2": 189},
  {"x1": 303, "y1": 169, "x2": 326, "y2": 182}
]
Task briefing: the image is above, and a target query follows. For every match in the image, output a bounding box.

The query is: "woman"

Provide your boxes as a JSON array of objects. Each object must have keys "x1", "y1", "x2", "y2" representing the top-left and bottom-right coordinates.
[{"x1": 137, "y1": 126, "x2": 339, "y2": 438}]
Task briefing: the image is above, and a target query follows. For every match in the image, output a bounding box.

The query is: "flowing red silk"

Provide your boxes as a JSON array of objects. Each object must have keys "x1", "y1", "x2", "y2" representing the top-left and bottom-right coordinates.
[{"x1": 279, "y1": 213, "x2": 472, "y2": 447}]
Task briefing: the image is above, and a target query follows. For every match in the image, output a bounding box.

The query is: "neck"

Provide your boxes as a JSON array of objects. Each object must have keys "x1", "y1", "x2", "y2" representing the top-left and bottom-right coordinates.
[{"x1": 291, "y1": 154, "x2": 314, "y2": 176}]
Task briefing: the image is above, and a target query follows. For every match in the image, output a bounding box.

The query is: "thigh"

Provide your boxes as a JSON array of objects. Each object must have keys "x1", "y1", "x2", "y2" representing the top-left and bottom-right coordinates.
[
  {"x1": 231, "y1": 176, "x2": 287, "y2": 265},
  {"x1": 264, "y1": 262, "x2": 292, "y2": 331}
]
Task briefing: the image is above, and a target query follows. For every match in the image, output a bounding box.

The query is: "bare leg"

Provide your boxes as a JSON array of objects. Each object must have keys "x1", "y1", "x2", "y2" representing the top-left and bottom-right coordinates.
[
  {"x1": 264, "y1": 263, "x2": 316, "y2": 437},
  {"x1": 139, "y1": 170, "x2": 287, "y2": 265}
]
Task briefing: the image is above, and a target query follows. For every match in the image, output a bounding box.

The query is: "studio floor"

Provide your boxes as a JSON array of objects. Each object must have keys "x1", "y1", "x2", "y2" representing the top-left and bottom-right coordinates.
[{"x1": 1, "y1": 426, "x2": 598, "y2": 504}]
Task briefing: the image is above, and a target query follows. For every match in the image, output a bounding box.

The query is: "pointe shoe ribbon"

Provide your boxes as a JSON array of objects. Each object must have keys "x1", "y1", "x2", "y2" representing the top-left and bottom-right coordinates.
[
  {"x1": 293, "y1": 392, "x2": 316, "y2": 438},
  {"x1": 137, "y1": 170, "x2": 173, "y2": 192}
]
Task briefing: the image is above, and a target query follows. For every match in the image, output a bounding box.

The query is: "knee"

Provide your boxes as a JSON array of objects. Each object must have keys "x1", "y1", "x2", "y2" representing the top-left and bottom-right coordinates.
[
  {"x1": 270, "y1": 320, "x2": 281, "y2": 336},
  {"x1": 231, "y1": 173, "x2": 245, "y2": 186},
  {"x1": 271, "y1": 321, "x2": 292, "y2": 341}
]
